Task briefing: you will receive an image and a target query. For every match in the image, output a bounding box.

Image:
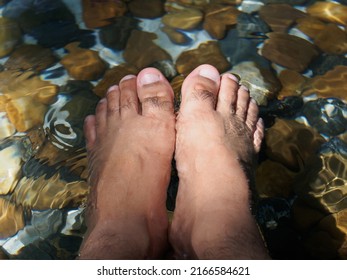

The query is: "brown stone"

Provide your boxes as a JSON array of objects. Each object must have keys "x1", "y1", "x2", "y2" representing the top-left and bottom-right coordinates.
[
  {"x1": 82, "y1": 0, "x2": 127, "y2": 28},
  {"x1": 297, "y1": 17, "x2": 347, "y2": 55},
  {"x1": 0, "y1": 70, "x2": 59, "y2": 104},
  {"x1": 203, "y1": 5, "x2": 241, "y2": 39},
  {"x1": 303, "y1": 65, "x2": 347, "y2": 101},
  {"x1": 162, "y1": 7, "x2": 203, "y2": 30},
  {"x1": 259, "y1": 4, "x2": 307, "y2": 33},
  {"x1": 128, "y1": 0, "x2": 164, "y2": 18},
  {"x1": 0, "y1": 112, "x2": 16, "y2": 140},
  {"x1": 161, "y1": 26, "x2": 191, "y2": 45},
  {"x1": 6, "y1": 96, "x2": 47, "y2": 132},
  {"x1": 0, "y1": 197, "x2": 25, "y2": 239},
  {"x1": 176, "y1": 41, "x2": 231, "y2": 75},
  {"x1": 261, "y1": 32, "x2": 319, "y2": 72},
  {"x1": 278, "y1": 69, "x2": 307, "y2": 99},
  {"x1": 230, "y1": 61, "x2": 281, "y2": 106},
  {"x1": 11, "y1": 173, "x2": 89, "y2": 210},
  {"x1": 307, "y1": 2, "x2": 347, "y2": 26},
  {"x1": 256, "y1": 159, "x2": 298, "y2": 198},
  {"x1": 61, "y1": 42, "x2": 107, "y2": 81},
  {"x1": 4, "y1": 44, "x2": 57, "y2": 72},
  {"x1": 0, "y1": 17, "x2": 21, "y2": 58},
  {"x1": 123, "y1": 30, "x2": 172, "y2": 70},
  {"x1": 265, "y1": 118, "x2": 325, "y2": 171},
  {"x1": 94, "y1": 63, "x2": 139, "y2": 98}
]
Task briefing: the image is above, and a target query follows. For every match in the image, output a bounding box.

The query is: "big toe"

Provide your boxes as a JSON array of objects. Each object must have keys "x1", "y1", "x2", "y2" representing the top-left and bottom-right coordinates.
[
  {"x1": 180, "y1": 64, "x2": 221, "y2": 113},
  {"x1": 136, "y1": 68, "x2": 175, "y2": 117}
]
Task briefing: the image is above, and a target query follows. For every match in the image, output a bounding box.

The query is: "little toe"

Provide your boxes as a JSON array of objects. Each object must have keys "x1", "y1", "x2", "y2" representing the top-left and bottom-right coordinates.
[
  {"x1": 236, "y1": 85, "x2": 250, "y2": 120},
  {"x1": 180, "y1": 64, "x2": 221, "y2": 112},
  {"x1": 216, "y1": 73, "x2": 239, "y2": 115},
  {"x1": 95, "y1": 98, "x2": 107, "y2": 135},
  {"x1": 137, "y1": 68, "x2": 174, "y2": 117},
  {"x1": 119, "y1": 75, "x2": 139, "y2": 118},
  {"x1": 84, "y1": 115, "x2": 96, "y2": 151}
]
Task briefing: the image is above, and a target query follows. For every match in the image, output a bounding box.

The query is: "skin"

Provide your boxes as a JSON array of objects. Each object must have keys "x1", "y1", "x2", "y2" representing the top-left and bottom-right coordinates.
[{"x1": 78, "y1": 64, "x2": 269, "y2": 260}]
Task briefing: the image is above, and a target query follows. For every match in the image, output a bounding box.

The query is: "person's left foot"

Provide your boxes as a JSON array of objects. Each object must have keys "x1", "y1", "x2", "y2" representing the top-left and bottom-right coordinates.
[{"x1": 78, "y1": 68, "x2": 176, "y2": 259}]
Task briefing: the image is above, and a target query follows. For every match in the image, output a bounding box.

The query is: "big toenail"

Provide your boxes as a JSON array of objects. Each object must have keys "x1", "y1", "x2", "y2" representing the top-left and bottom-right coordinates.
[
  {"x1": 199, "y1": 68, "x2": 220, "y2": 83},
  {"x1": 140, "y1": 73, "x2": 161, "y2": 85}
]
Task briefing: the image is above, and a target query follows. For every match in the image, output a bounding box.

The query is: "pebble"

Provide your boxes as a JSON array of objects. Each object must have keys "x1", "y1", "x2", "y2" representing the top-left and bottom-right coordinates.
[
  {"x1": 128, "y1": 0, "x2": 164, "y2": 18},
  {"x1": 0, "y1": 198, "x2": 24, "y2": 239},
  {"x1": 0, "y1": 17, "x2": 22, "y2": 58},
  {"x1": 307, "y1": 1, "x2": 347, "y2": 26},
  {"x1": 162, "y1": 7, "x2": 203, "y2": 30},
  {"x1": 60, "y1": 42, "x2": 106, "y2": 81}
]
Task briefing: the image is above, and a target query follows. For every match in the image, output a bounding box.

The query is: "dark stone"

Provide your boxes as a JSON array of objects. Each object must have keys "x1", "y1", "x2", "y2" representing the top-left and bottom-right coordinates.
[
  {"x1": 219, "y1": 29, "x2": 270, "y2": 69},
  {"x1": 302, "y1": 98, "x2": 347, "y2": 137},
  {"x1": 320, "y1": 137, "x2": 347, "y2": 157},
  {"x1": 99, "y1": 17, "x2": 139, "y2": 51},
  {"x1": 13, "y1": 239, "x2": 57, "y2": 260},
  {"x1": 259, "y1": 96, "x2": 304, "y2": 120},
  {"x1": 309, "y1": 54, "x2": 347, "y2": 76},
  {"x1": 237, "y1": 13, "x2": 270, "y2": 39},
  {"x1": 260, "y1": 0, "x2": 309, "y2": 4}
]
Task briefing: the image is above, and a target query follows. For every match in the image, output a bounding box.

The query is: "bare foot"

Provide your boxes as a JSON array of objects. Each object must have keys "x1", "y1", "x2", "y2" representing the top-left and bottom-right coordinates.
[
  {"x1": 170, "y1": 64, "x2": 269, "y2": 259},
  {"x1": 78, "y1": 68, "x2": 176, "y2": 259}
]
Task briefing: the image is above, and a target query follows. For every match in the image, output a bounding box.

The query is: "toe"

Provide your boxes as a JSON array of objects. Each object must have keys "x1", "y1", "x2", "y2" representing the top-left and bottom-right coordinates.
[
  {"x1": 137, "y1": 68, "x2": 174, "y2": 117},
  {"x1": 253, "y1": 118, "x2": 264, "y2": 153},
  {"x1": 236, "y1": 85, "x2": 250, "y2": 120},
  {"x1": 84, "y1": 115, "x2": 96, "y2": 151},
  {"x1": 180, "y1": 64, "x2": 221, "y2": 112},
  {"x1": 246, "y1": 99, "x2": 259, "y2": 132},
  {"x1": 119, "y1": 75, "x2": 139, "y2": 118},
  {"x1": 216, "y1": 73, "x2": 239, "y2": 115},
  {"x1": 95, "y1": 98, "x2": 107, "y2": 135},
  {"x1": 106, "y1": 85, "x2": 121, "y2": 117}
]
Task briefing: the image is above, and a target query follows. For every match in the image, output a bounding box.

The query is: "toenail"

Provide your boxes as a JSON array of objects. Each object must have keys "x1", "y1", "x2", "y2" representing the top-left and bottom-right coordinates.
[
  {"x1": 198, "y1": 67, "x2": 220, "y2": 83},
  {"x1": 121, "y1": 75, "x2": 136, "y2": 82},
  {"x1": 226, "y1": 73, "x2": 239, "y2": 83},
  {"x1": 250, "y1": 98, "x2": 257, "y2": 104},
  {"x1": 107, "y1": 85, "x2": 119, "y2": 94},
  {"x1": 140, "y1": 73, "x2": 161, "y2": 85},
  {"x1": 240, "y1": 85, "x2": 249, "y2": 92}
]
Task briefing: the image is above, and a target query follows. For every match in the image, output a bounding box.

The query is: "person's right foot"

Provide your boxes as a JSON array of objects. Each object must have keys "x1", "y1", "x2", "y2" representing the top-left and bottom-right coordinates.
[{"x1": 170, "y1": 64, "x2": 269, "y2": 259}]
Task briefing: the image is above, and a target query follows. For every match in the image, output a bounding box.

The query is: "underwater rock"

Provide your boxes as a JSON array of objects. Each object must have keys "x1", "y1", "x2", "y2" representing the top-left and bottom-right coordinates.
[
  {"x1": 11, "y1": 172, "x2": 89, "y2": 210},
  {"x1": 219, "y1": 29, "x2": 270, "y2": 69},
  {"x1": 94, "y1": 63, "x2": 139, "y2": 98},
  {"x1": 203, "y1": 4, "x2": 241, "y2": 39},
  {"x1": 161, "y1": 26, "x2": 192, "y2": 45},
  {"x1": 307, "y1": 1, "x2": 347, "y2": 26},
  {"x1": 0, "y1": 112, "x2": 16, "y2": 139},
  {"x1": 295, "y1": 143, "x2": 347, "y2": 215},
  {"x1": 277, "y1": 69, "x2": 307, "y2": 99},
  {"x1": 265, "y1": 118, "x2": 325, "y2": 171},
  {"x1": 176, "y1": 41, "x2": 231, "y2": 75},
  {"x1": 297, "y1": 17, "x2": 347, "y2": 55},
  {"x1": 150, "y1": 60, "x2": 177, "y2": 81},
  {"x1": 303, "y1": 65, "x2": 347, "y2": 101},
  {"x1": 256, "y1": 159, "x2": 298, "y2": 198},
  {"x1": 82, "y1": 0, "x2": 127, "y2": 28},
  {"x1": 240, "y1": 0, "x2": 264, "y2": 14},
  {"x1": 60, "y1": 42, "x2": 106, "y2": 81},
  {"x1": 99, "y1": 16, "x2": 139, "y2": 51},
  {"x1": 44, "y1": 81, "x2": 99, "y2": 150},
  {"x1": 162, "y1": 7, "x2": 203, "y2": 30},
  {"x1": 0, "y1": 144, "x2": 22, "y2": 195},
  {"x1": 261, "y1": 0, "x2": 308, "y2": 4},
  {"x1": 302, "y1": 98, "x2": 347, "y2": 137},
  {"x1": 230, "y1": 61, "x2": 281, "y2": 106},
  {"x1": 259, "y1": 4, "x2": 306, "y2": 33},
  {"x1": 0, "y1": 17, "x2": 21, "y2": 58},
  {"x1": 236, "y1": 13, "x2": 270, "y2": 39},
  {"x1": 128, "y1": 0, "x2": 164, "y2": 18},
  {"x1": 4, "y1": 44, "x2": 57, "y2": 73},
  {"x1": 309, "y1": 54, "x2": 347, "y2": 76},
  {"x1": 6, "y1": 96, "x2": 47, "y2": 132},
  {"x1": 123, "y1": 30, "x2": 172, "y2": 70},
  {"x1": 260, "y1": 32, "x2": 319, "y2": 72},
  {"x1": 0, "y1": 70, "x2": 59, "y2": 104},
  {"x1": 0, "y1": 198, "x2": 25, "y2": 239}
]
